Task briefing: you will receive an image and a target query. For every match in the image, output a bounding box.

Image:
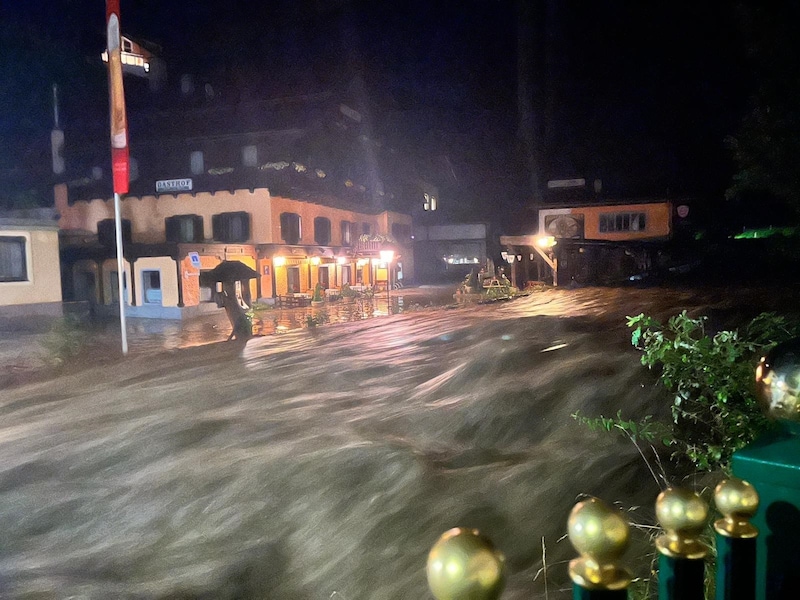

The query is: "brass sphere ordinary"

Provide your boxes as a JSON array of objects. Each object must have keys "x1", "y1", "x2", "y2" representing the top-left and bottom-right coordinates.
[
  {"x1": 655, "y1": 488, "x2": 709, "y2": 559},
  {"x1": 714, "y1": 478, "x2": 759, "y2": 538},
  {"x1": 755, "y1": 338, "x2": 800, "y2": 422},
  {"x1": 426, "y1": 528, "x2": 506, "y2": 600},
  {"x1": 567, "y1": 497, "x2": 632, "y2": 590}
]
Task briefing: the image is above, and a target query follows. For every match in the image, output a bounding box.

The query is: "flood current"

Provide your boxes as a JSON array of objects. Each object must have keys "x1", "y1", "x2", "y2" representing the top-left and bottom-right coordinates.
[{"x1": 0, "y1": 285, "x2": 796, "y2": 599}]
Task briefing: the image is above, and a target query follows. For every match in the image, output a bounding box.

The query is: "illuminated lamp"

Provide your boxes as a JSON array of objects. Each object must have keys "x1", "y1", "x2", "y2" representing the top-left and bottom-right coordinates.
[
  {"x1": 311, "y1": 256, "x2": 321, "y2": 266},
  {"x1": 273, "y1": 256, "x2": 286, "y2": 267},
  {"x1": 337, "y1": 256, "x2": 347, "y2": 265},
  {"x1": 536, "y1": 235, "x2": 557, "y2": 249}
]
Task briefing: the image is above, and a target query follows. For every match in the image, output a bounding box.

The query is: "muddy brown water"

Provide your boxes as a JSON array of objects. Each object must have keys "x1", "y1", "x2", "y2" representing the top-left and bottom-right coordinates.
[{"x1": 0, "y1": 284, "x2": 797, "y2": 599}]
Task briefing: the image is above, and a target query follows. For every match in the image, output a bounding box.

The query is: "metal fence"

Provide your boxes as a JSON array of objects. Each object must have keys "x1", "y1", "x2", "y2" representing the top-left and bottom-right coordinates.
[{"x1": 426, "y1": 476, "x2": 788, "y2": 600}]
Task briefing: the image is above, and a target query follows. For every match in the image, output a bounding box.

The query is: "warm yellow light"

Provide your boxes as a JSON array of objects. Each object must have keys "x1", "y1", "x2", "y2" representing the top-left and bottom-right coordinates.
[
  {"x1": 357, "y1": 259, "x2": 368, "y2": 267},
  {"x1": 380, "y1": 249, "x2": 395, "y2": 263},
  {"x1": 337, "y1": 256, "x2": 347, "y2": 265},
  {"x1": 311, "y1": 256, "x2": 321, "y2": 265},
  {"x1": 273, "y1": 256, "x2": 286, "y2": 267},
  {"x1": 536, "y1": 235, "x2": 557, "y2": 249}
]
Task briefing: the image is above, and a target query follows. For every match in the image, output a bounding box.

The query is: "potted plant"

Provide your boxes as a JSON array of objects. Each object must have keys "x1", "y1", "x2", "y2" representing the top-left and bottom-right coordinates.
[
  {"x1": 311, "y1": 282, "x2": 325, "y2": 307},
  {"x1": 340, "y1": 282, "x2": 356, "y2": 303}
]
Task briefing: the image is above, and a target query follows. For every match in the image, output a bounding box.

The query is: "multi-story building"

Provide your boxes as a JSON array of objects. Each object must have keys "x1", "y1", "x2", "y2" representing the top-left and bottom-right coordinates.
[{"x1": 55, "y1": 182, "x2": 412, "y2": 318}]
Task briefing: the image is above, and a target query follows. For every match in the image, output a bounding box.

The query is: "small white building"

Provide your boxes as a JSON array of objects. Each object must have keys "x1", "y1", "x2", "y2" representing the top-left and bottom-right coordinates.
[{"x1": 0, "y1": 212, "x2": 63, "y2": 317}]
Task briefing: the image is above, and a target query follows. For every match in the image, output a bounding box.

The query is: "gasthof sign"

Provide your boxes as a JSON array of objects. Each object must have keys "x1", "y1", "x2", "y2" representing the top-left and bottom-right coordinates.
[{"x1": 156, "y1": 178, "x2": 193, "y2": 193}]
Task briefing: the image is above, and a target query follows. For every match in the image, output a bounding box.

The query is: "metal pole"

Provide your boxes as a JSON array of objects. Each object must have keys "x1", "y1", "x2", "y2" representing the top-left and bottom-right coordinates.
[
  {"x1": 655, "y1": 488, "x2": 709, "y2": 600},
  {"x1": 387, "y1": 263, "x2": 391, "y2": 314},
  {"x1": 568, "y1": 497, "x2": 632, "y2": 600},
  {"x1": 714, "y1": 478, "x2": 759, "y2": 600},
  {"x1": 113, "y1": 192, "x2": 128, "y2": 354}
]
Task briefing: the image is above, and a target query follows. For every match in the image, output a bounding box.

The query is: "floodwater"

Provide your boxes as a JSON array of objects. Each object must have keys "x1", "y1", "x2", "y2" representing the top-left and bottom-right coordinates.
[{"x1": 0, "y1": 284, "x2": 797, "y2": 599}]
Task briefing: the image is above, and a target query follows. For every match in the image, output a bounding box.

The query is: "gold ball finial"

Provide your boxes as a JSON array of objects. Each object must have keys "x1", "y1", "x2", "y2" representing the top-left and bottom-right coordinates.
[
  {"x1": 655, "y1": 488, "x2": 709, "y2": 559},
  {"x1": 426, "y1": 528, "x2": 506, "y2": 600},
  {"x1": 755, "y1": 339, "x2": 800, "y2": 423},
  {"x1": 714, "y1": 478, "x2": 759, "y2": 538},
  {"x1": 567, "y1": 497, "x2": 632, "y2": 590}
]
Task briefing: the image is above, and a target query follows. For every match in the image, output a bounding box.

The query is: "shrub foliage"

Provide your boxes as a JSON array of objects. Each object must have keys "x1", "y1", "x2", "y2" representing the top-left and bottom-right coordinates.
[{"x1": 576, "y1": 311, "x2": 800, "y2": 472}]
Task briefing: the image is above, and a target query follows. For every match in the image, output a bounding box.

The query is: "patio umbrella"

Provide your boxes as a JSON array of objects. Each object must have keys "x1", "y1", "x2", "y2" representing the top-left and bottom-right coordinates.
[{"x1": 207, "y1": 260, "x2": 259, "y2": 282}]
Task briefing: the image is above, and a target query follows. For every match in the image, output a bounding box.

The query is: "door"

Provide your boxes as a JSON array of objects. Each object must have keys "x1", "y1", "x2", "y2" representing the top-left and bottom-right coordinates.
[
  {"x1": 286, "y1": 266, "x2": 301, "y2": 294},
  {"x1": 318, "y1": 266, "x2": 330, "y2": 289}
]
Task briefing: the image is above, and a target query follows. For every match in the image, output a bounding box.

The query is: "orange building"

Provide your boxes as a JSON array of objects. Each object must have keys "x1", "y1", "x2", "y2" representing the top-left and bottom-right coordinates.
[
  {"x1": 56, "y1": 184, "x2": 413, "y2": 318},
  {"x1": 501, "y1": 199, "x2": 678, "y2": 287}
]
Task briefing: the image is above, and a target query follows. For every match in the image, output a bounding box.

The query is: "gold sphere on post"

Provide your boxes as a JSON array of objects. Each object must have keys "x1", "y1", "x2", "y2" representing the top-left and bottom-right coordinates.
[
  {"x1": 755, "y1": 339, "x2": 800, "y2": 423},
  {"x1": 567, "y1": 497, "x2": 632, "y2": 590},
  {"x1": 714, "y1": 478, "x2": 759, "y2": 538},
  {"x1": 426, "y1": 528, "x2": 506, "y2": 600},
  {"x1": 655, "y1": 487, "x2": 709, "y2": 559}
]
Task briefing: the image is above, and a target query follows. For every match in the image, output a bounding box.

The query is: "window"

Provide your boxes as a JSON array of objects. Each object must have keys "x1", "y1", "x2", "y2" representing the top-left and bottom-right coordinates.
[
  {"x1": 142, "y1": 270, "x2": 162, "y2": 304},
  {"x1": 599, "y1": 212, "x2": 647, "y2": 233},
  {"x1": 341, "y1": 221, "x2": 353, "y2": 246},
  {"x1": 392, "y1": 223, "x2": 411, "y2": 243},
  {"x1": 314, "y1": 217, "x2": 331, "y2": 245},
  {"x1": 190, "y1": 150, "x2": 204, "y2": 175},
  {"x1": 280, "y1": 212, "x2": 302, "y2": 244},
  {"x1": 0, "y1": 236, "x2": 26, "y2": 282},
  {"x1": 362, "y1": 222, "x2": 371, "y2": 235},
  {"x1": 242, "y1": 145, "x2": 258, "y2": 167},
  {"x1": 423, "y1": 193, "x2": 438, "y2": 211},
  {"x1": 286, "y1": 267, "x2": 301, "y2": 294},
  {"x1": 212, "y1": 212, "x2": 250, "y2": 242},
  {"x1": 98, "y1": 219, "x2": 132, "y2": 247},
  {"x1": 166, "y1": 214, "x2": 204, "y2": 243}
]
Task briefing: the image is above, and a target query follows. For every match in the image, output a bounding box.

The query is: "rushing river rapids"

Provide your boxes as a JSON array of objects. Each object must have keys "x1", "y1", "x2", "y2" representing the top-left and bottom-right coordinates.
[{"x1": 0, "y1": 285, "x2": 797, "y2": 599}]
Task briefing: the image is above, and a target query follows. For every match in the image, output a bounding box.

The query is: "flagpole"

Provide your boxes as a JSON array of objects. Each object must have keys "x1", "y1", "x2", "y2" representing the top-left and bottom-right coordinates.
[
  {"x1": 113, "y1": 192, "x2": 128, "y2": 354},
  {"x1": 106, "y1": 0, "x2": 130, "y2": 355}
]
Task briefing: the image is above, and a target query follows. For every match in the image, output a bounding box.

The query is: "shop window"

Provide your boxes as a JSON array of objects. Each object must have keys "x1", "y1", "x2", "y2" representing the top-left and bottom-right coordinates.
[
  {"x1": 0, "y1": 236, "x2": 27, "y2": 282},
  {"x1": 212, "y1": 212, "x2": 250, "y2": 243},
  {"x1": 314, "y1": 217, "x2": 331, "y2": 245},
  {"x1": 166, "y1": 214, "x2": 204, "y2": 243},
  {"x1": 362, "y1": 222, "x2": 371, "y2": 235},
  {"x1": 280, "y1": 212, "x2": 302, "y2": 244}
]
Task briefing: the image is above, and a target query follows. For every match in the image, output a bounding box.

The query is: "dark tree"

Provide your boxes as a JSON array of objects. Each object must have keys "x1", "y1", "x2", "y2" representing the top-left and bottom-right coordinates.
[{"x1": 727, "y1": 1, "x2": 800, "y2": 220}]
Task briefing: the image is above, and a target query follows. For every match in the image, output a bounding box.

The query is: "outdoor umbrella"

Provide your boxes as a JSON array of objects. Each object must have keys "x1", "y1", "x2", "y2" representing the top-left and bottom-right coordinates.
[{"x1": 207, "y1": 260, "x2": 259, "y2": 281}]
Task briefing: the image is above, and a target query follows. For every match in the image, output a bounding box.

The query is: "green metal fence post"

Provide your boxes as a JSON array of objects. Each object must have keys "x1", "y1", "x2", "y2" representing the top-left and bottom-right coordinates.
[
  {"x1": 568, "y1": 497, "x2": 631, "y2": 600},
  {"x1": 655, "y1": 487, "x2": 709, "y2": 600},
  {"x1": 714, "y1": 478, "x2": 759, "y2": 600},
  {"x1": 733, "y1": 338, "x2": 800, "y2": 600},
  {"x1": 426, "y1": 527, "x2": 506, "y2": 600}
]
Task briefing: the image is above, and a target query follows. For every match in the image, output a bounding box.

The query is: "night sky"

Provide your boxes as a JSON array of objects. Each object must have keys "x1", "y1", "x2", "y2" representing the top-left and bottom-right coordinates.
[{"x1": 0, "y1": 1, "x2": 765, "y2": 224}]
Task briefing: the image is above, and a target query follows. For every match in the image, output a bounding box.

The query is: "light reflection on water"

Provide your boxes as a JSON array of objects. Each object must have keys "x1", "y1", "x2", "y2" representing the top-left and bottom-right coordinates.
[{"x1": 112, "y1": 288, "x2": 459, "y2": 355}]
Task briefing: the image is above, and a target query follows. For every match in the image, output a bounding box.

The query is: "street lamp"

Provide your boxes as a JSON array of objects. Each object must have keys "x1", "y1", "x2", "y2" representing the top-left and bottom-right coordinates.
[{"x1": 380, "y1": 249, "x2": 395, "y2": 314}]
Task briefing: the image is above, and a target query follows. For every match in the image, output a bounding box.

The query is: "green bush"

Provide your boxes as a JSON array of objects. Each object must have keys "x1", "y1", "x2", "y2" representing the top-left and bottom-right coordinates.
[
  {"x1": 40, "y1": 315, "x2": 89, "y2": 366},
  {"x1": 576, "y1": 311, "x2": 800, "y2": 472}
]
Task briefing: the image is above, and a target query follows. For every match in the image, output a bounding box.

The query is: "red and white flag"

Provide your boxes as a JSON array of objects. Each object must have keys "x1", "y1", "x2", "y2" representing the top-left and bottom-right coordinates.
[{"x1": 106, "y1": 0, "x2": 129, "y2": 194}]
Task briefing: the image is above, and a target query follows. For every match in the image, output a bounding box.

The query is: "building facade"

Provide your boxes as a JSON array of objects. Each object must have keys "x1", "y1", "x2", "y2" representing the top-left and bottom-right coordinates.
[
  {"x1": 0, "y1": 214, "x2": 63, "y2": 317},
  {"x1": 55, "y1": 184, "x2": 413, "y2": 318}
]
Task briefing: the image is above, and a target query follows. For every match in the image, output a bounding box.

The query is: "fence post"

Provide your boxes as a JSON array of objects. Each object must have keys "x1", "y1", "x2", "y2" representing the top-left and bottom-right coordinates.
[
  {"x1": 568, "y1": 497, "x2": 631, "y2": 599},
  {"x1": 426, "y1": 527, "x2": 506, "y2": 600},
  {"x1": 655, "y1": 487, "x2": 709, "y2": 600},
  {"x1": 714, "y1": 478, "x2": 759, "y2": 600}
]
